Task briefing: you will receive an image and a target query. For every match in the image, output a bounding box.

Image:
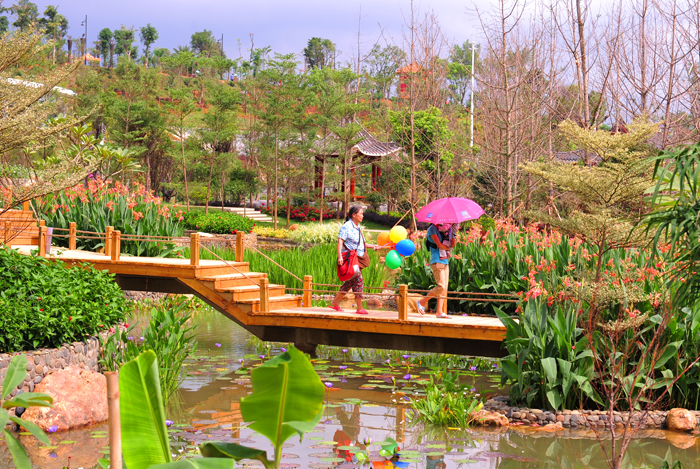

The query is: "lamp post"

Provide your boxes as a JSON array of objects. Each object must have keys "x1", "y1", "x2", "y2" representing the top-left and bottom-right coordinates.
[{"x1": 470, "y1": 42, "x2": 475, "y2": 149}]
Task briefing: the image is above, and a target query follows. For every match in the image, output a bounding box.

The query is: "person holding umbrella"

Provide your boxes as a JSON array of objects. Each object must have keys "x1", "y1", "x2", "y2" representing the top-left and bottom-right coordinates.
[
  {"x1": 414, "y1": 198, "x2": 485, "y2": 319},
  {"x1": 416, "y1": 223, "x2": 456, "y2": 318}
]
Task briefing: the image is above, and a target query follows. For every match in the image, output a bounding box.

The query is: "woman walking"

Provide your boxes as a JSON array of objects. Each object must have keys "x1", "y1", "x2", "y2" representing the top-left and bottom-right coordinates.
[
  {"x1": 416, "y1": 222, "x2": 457, "y2": 319},
  {"x1": 331, "y1": 206, "x2": 376, "y2": 315}
]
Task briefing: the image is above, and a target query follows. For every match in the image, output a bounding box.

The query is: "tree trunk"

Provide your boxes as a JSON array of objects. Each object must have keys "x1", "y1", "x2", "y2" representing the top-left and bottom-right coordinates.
[
  {"x1": 273, "y1": 133, "x2": 279, "y2": 230},
  {"x1": 181, "y1": 136, "x2": 190, "y2": 211},
  {"x1": 205, "y1": 156, "x2": 215, "y2": 214}
]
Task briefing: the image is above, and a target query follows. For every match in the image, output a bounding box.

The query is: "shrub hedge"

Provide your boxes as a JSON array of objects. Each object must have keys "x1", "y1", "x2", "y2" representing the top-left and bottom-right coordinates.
[
  {"x1": 0, "y1": 247, "x2": 127, "y2": 353},
  {"x1": 182, "y1": 211, "x2": 254, "y2": 234}
]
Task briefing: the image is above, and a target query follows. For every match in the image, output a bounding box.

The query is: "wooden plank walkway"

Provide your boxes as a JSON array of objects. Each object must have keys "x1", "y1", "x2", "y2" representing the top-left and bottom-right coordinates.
[{"x1": 10, "y1": 244, "x2": 508, "y2": 357}]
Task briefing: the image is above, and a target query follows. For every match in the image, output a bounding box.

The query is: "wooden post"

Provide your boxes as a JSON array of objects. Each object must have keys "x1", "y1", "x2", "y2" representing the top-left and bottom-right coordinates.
[
  {"x1": 398, "y1": 284, "x2": 408, "y2": 320},
  {"x1": 22, "y1": 200, "x2": 29, "y2": 211},
  {"x1": 68, "y1": 222, "x2": 77, "y2": 250},
  {"x1": 38, "y1": 219, "x2": 45, "y2": 227},
  {"x1": 259, "y1": 277, "x2": 269, "y2": 313},
  {"x1": 105, "y1": 371, "x2": 122, "y2": 469},
  {"x1": 236, "y1": 231, "x2": 245, "y2": 263},
  {"x1": 3, "y1": 222, "x2": 11, "y2": 247},
  {"x1": 39, "y1": 226, "x2": 47, "y2": 257},
  {"x1": 105, "y1": 226, "x2": 113, "y2": 256},
  {"x1": 190, "y1": 233, "x2": 200, "y2": 266},
  {"x1": 303, "y1": 275, "x2": 312, "y2": 308},
  {"x1": 111, "y1": 230, "x2": 121, "y2": 261}
]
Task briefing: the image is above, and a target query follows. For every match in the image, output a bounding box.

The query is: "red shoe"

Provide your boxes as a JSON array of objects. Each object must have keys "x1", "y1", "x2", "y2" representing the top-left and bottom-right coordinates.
[
  {"x1": 330, "y1": 305, "x2": 344, "y2": 312},
  {"x1": 356, "y1": 309, "x2": 369, "y2": 315}
]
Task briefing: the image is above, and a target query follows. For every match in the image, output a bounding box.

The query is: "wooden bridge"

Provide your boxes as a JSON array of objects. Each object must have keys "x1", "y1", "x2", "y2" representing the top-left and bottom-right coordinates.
[{"x1": 2, "y1": 210, "x2": 511, "y2": 358}]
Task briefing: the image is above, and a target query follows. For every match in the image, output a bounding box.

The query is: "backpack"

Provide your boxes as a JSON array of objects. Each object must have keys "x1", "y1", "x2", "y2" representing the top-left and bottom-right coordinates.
[{"x1": 425, "y1": 226, "x2": 451, "y2": 251}]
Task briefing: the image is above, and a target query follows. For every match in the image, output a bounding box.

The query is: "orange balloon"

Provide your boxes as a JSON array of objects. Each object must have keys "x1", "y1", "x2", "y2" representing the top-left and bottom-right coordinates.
[{"x1": 377, "y1": 232, "x2": 391, "y2": 247}]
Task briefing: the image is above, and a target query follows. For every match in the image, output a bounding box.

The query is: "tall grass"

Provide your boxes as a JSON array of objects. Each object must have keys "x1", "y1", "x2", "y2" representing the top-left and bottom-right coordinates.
[{"x1": 192, "y1": 244, "x2": 387, "y2": 290}]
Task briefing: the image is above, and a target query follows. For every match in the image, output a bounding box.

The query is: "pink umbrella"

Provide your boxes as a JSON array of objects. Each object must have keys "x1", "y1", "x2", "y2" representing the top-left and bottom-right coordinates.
[{"x1": 415, "y1": 197, "x2": 485, "y2": 224}]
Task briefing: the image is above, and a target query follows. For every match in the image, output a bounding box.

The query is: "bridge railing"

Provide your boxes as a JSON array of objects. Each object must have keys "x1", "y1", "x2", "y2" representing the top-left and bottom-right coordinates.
[{"x1": 284, "y1": 277, "x2": 518, "y2": 318}]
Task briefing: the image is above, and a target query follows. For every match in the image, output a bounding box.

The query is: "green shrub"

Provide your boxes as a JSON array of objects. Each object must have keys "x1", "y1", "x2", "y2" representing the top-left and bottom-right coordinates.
[
  {"x1": 0, "y1": 247, "x2": 126, "y2": 352},
  {"x1": 288, "y1": 221, "x2": 343, "y2": 244},
  {"x1": 99, "y1": 297, "x2": 197, "y2": 403},
  {"x1": 36, "y1": 178, "x2": 184, "y2": 257},
  {"x1": 183, "y1": 211, "x2": 254, "y2": 234}
]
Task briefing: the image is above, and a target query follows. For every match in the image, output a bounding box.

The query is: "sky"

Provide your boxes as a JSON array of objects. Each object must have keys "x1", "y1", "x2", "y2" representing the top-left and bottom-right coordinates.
[{"x1": 26, "y1": 0, "x2": 482, "y2": 64}]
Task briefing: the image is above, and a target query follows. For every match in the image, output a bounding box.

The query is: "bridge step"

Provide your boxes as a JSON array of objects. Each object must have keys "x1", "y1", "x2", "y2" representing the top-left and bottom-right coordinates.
[
  {"x1": 237, "y1": 295, "x2": 303, "y2": 313},
  {"x1": 198, "y1": 272, "x2": 268, "y2": 289},
  {"x1": 216, "y1": 284, "x2": 287, "y2": 301}
]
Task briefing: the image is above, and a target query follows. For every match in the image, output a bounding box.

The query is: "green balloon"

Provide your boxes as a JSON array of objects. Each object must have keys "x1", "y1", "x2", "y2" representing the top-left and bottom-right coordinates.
[{"x1": 385, "y1": 250, "x2": 402, "y2": 269}]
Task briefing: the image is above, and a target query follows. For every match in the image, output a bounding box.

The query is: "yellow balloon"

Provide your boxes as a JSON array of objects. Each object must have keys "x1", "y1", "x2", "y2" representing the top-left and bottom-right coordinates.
[{"x1": 389, "y1": 226, "x2": 408, "y2": 243}]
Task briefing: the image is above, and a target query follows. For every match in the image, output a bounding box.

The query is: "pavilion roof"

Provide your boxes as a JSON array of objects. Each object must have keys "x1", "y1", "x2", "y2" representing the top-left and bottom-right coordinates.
[{"x1": 315, "y1": 127, "x2": 401, "y2": 158}]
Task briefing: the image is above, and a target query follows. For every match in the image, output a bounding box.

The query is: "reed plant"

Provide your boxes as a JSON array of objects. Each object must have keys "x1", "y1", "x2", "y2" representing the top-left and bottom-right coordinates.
[
  {"x1": 99, "y1": 298, "x2": 197, "y2": 403},
  {"x1": 192, "y1": 244, "x2": 387, "y2": 290}
]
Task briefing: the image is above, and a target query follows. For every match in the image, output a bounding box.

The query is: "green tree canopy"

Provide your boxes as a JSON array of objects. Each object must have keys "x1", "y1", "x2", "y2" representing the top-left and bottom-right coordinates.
[
  {"x1": 303, "y1": 37, "x2": 335, "y2": 69},
  {"x1": 140, "y1": 23, "x2": 159, "y2": 67},
  {"x1": 190, "y1": 29, "x2": 223, "y2": 57},
  {"x1": 9, "y1": 0, "x2": 38, "y2": 31}
]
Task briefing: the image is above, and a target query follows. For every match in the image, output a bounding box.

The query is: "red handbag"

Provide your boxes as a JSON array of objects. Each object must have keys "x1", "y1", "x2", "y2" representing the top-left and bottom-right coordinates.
[{"x1": 337, "y1": 249, "x2": 360, "y2": 282}]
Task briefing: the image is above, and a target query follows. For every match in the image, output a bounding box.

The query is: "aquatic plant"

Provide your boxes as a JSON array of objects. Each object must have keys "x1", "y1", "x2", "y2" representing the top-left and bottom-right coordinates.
[
  {"x1": 117, "y1": 346, "x2": 324, "y2": 469},
  {"x1": 497, "y1": 300, "x2": 598, "y2": 410},
  {"x1": 0, "y1": 355, "x2": 53, "y2": 469},
  {"x1": 409, "y1": 370, "x2": 482, "y2": 428},
  {"x1": 99, "y1": 299, "x2": 197, "y2": 403}
]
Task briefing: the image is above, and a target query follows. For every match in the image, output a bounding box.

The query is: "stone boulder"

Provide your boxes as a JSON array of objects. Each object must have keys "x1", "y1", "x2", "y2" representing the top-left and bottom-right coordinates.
[
  {"x1": 667, "y1": 408, "x2": 696, "y2": 432},
  {"x1": 469, "y1": 409, "x2": 509, "y2": 426},
  {"x1": 22, "y1": 367, "x2": 108, "y2": 432}
]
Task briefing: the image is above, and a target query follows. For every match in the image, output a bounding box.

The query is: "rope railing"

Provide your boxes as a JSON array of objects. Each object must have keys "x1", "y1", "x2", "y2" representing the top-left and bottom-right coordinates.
[
  {"x1": 199, "y1": 243, "x2": 261, "y2": 287},
  {"x1": 245, "y1": 242, "x2": 303, "y2": 284}
]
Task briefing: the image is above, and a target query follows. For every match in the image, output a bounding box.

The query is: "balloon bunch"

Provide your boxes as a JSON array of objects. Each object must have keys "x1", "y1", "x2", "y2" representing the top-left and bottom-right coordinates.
[{"x1": 376, "y1": 226, "x2": 416, "y2": 269}]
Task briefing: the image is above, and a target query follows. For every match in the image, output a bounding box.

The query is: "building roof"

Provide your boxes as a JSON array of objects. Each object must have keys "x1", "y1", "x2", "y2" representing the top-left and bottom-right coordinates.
[
  {"x1": 552, "y1": 151, "x2": 602, "y2": 165},
  {"x1": 315, "y1": 127, "x2": 401, "y2": 159},
  {"x1": 396, "y1": 62, "x2": 422, "y2": 74}
]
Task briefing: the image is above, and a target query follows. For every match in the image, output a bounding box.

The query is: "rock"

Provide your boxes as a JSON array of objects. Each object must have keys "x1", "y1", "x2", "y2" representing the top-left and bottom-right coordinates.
[
  {"x1": 289, "y1": 224, "x2": 299, "y2": 231},
  {"x1": 666, "y1": 432, "x2": 696, "y2": 449},
  {"x1": 22, "y1": 368, "x2": 107, "y2": 432},
  {"x1": 469, "y1": 410, "x2": 509, "y2": 426},
  {"x1": 366, "y1": 298, "x2": 384, "y2": 307},
  {"x1": 667, "y1": 408, "x2": 696, "y2": 432},
  {"x1": 512, "y1": 412, "x2": 522, "y2": 419}
]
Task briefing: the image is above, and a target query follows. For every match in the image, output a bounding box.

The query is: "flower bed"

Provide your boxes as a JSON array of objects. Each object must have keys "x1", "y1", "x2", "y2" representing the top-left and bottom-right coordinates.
[
  {"x1": 261, "y1": 204, "x2": 336, "y2": 222},
  {"x1": 35, "y1": 177, "x2": 184, "y2": 257}
]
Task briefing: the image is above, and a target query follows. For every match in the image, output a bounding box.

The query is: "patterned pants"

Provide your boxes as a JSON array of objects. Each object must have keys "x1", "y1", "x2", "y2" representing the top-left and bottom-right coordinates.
[{"x1": 339, "y1": 273, "x2": 364, "y2": 299}]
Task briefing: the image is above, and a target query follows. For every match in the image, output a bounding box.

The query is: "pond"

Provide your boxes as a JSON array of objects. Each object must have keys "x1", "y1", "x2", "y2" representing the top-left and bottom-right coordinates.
[{"x1": 4, "y1": 307, "x2": 700, "y2": 469}]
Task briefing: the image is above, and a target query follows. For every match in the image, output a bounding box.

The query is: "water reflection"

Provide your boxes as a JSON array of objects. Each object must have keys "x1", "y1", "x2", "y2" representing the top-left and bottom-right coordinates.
[{"x1": 3, "y1": 307, "x2": 700, "y2": 468}]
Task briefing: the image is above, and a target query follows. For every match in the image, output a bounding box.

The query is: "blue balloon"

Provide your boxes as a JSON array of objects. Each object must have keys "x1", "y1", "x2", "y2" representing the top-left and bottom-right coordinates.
[{"x1": 396, "y1": 239, "x2": 416, "y2": 256}]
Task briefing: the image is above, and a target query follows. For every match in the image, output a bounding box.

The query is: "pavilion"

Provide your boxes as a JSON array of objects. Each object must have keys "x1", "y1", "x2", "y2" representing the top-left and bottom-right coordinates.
[{"x1": 314, "y1": 128, "x2": 401, "y2": 199}]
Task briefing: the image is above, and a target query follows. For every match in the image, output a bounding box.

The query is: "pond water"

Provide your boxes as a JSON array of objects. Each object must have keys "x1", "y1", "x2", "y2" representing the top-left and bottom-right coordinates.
[{"x1": 5, "y1": 307, "x2": 700, "y2": 469}]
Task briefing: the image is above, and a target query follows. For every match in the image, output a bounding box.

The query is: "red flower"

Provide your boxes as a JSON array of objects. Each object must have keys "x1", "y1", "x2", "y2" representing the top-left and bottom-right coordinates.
[
  {"x1": 69, "y1": 316, "x2": 72, "y2": 321},
  {"x1": 39, "y1": 308, "x2": 43, "y2": 311}
]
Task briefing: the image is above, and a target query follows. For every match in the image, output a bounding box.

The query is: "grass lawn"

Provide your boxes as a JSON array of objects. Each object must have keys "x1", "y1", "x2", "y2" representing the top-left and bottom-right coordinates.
[{"x1": 254, "y1": 219, "x2": 390, "y2": 231}]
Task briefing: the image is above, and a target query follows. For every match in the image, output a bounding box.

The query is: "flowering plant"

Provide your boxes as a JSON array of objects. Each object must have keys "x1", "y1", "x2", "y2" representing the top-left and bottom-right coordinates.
[
  {"x1": 261, "y1": 204, "x2": 336, "y2": 222},
  {"x1": 35, "y1": 177, "x2": 184, "y2": 257}
]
